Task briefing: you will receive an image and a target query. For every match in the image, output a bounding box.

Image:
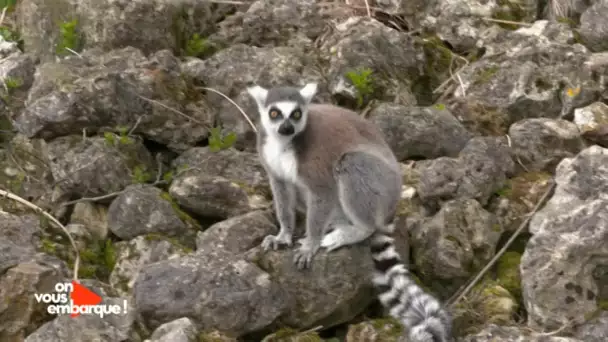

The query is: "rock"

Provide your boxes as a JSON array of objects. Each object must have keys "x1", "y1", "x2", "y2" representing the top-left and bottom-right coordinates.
[
  {"x1": 183, "y1": 44, "x2": 327, "y2": 151},
  {"x1": 133, "y1": 252, "x2": 289, "y2": 336},
  {"x1": 12, "y1": 47, "x2": 214, "y2": 151},
  {"x1": 0, "y1": 35, "x2": 35, "y2": 110},
  {"x1": 46, "y1": 135, "x2": 155, "y2": 200},
  {"x1": 448, "y1": 20, "x2": 600, "y2": 135},
  {"x1": 409, "y1": 198, "x2": 502, "y2": 296},
  {"x1": 168, "y1": 150, "x2": 272, "y2": 219},
  {"x1": 508, "y1": 118, "x2": 586, "y2": 173},
  {"x1": 368, "y1": 103, "x2": 472, "y2": 161},
  {"x1": 169, "y1": 172, "x2": 268, "y2": 220},
  {"x1": 24, "y1": 280, "x2": 135, "y2": 342},
  {"x1": 423, "y1": 0, "x2": 537, "y2": 53},
  {"x1": 196, "y1": 210, "x2": 276, "y2": 254},
  {"x1": 146, "y1": 317, "x2": 199, "y2": 342},
  {"x1": 318, "y1": 16, "x2": 427, "y2": 107},
  {"x1": 0, "y1": 211, "x2": 41, "y2": 273},
  {"x1": 254, "y1": 242, "x2": 376, "y2": 329},
  {"x1": 195, "y1": 209, "x2": 378, "y2": 331},
  {"x1": 578, "y1": 1, "x2": 608, "y2": 52},
  {"x1": 171, "y1": 147, "x2": 270, "y2": 196},
  {"x1": 574, "y1": 101, "x2": 608, "y2": 147},
  {"x1": 416, "y1": 137, "x2": 514, "y2": 208},
  {"x1": 69, "y1": 202, "x2": 109, "y2": 241},
  {"x1": 461, "y1": 323, "x2": 583, "y2": 341},
  {"x1": 489, "y1": 171, "x2": 553, "y2": 233},
  {"x1": 261, "y1": 328, "x2": 323, "y2": 342},
  {"x1": 109, "y1": 234, "x2": 191, "y2": 296},
  {"x1": 521, "y1": 145, "x2": 608, "y2": 331},
  {"x1": 15, "y1": 0, "x2": 239, "y2": 63},
  {"x1": 209, "y1": 0, "x2": 328, "y2": 50},
  {"x1": 345, "y1": 318, "x2": 404, "y2": 342},
  {"x1": 107, "y1": 184, "x2": 194, "y2": 241},
  {"x1": 452, "y1": 280, "x2": 519, "y2": 337},
  {"x1": 0, "y1": 256, "x2": 70, "y2": 341},
  {"x1": 0, "y1": 134, "x2": 54, "y2": 214},
  {"x1": 541, "y1": 0, "x2": 593, "y2": 21},
  {"x1": 574, "y1": 311, "x2": 608, "y2": 342}
]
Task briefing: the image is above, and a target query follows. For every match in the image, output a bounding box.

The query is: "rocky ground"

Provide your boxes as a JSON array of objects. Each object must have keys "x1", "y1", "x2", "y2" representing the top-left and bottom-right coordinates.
[{"x1": 1, "y1": 0, "x2": 607, "y2": 341}]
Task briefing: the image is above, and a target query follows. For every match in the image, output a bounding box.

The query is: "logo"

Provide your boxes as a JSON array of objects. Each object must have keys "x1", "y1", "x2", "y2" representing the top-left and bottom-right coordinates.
[{"x1": 34, "y1": 281, "x2": 128, "y2": 318}]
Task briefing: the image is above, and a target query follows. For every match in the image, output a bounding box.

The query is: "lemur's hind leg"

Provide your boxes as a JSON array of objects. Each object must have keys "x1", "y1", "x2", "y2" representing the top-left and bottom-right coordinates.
[
  {"x1": 322, "y1": 222, "x2": 371, "y2": 252},
  {"x1": 322, "y1": 151, "x2": 401, "y2": 252}
]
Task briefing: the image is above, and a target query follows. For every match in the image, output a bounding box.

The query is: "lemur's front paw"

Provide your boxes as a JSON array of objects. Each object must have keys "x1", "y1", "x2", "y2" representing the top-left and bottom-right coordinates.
[
  {"x1": 293, "y1": 238, "x2": 320, "y2": 270},
  {"x1": 261, "y1": 232, "x2": 293, "y2": 251}
]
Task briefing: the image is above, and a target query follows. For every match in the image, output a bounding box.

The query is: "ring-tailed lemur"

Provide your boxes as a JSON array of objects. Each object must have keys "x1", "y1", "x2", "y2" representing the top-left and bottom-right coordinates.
[{"x1": 247, "y1": 83, "x2": 452, "y2": 342}]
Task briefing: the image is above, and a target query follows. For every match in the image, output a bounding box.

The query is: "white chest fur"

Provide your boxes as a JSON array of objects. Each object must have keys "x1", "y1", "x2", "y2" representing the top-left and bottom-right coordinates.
[{"x1": 262, "y1": 136, "x2": 298, "y2": 184}]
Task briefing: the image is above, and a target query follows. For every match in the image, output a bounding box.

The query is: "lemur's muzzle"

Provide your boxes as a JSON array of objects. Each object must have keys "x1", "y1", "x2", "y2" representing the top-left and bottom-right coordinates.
[{"x1": 278, "y1": 121, "x2": 295, "y2": 136}]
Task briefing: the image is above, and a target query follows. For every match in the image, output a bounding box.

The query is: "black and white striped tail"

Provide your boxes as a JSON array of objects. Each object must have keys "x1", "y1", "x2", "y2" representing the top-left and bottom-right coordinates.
[{"x1": 370, "y1": 224, "x2": 452, "y2": 342}]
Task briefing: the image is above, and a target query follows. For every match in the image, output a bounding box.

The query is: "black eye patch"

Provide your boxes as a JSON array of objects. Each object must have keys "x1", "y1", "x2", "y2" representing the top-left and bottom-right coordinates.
[{"x1": 268, "y1": 108, "x2": 283, "y2": 120}]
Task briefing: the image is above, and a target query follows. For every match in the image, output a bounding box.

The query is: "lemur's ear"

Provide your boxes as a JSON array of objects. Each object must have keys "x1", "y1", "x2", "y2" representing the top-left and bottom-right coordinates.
[
  {"x1": 246, "y1": 85, "x2": 269, "y2": 108},
  {"x1": 299, "y1": 83, "x2": 318, "y2": 105}
]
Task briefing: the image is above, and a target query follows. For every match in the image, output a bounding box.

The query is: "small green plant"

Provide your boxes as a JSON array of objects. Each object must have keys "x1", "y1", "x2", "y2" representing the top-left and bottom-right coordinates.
[
  {"x1": 345, "y1": 67, "x2": 375, "y2": 108},
  {"x1": 132, "y1": 165, "x2": 152, "y2": 184},
  {"x1": 103, "y1": 126, "x2": 134, "y2": 146},
  {"x1": 78, "y1": 239, "x2": 117, "y2": 280},
  {"x1": 208, "y1": 126, "x2": 236, "y2": 152},
  {"x1": 185, "y1": 33, "x2": 208, "y2": 57},
  {"x1": 162, "y1": 170, "x2": 174, "y2": 183},
  {"x1": 0, "y1": 0, "x2": 17, "y2": 8},
  {"x1": 1, "y1": 76, "x2": 22, "y2": 103},
  {"x1": 3, "y1": 76, "x2": 22, "y2": 90},
  {"x1": 56, "y1": 19, "x2": 81, "y2": 56}
]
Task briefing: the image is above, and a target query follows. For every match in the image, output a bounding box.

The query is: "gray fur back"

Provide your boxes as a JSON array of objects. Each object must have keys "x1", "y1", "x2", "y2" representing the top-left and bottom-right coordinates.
[{"x1": 291, "y1": 103, "x2": 397, "y2": 189}]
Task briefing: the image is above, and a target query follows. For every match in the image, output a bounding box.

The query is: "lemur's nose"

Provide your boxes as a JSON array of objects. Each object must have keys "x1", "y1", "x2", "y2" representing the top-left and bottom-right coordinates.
[{"x1": 278, "y1": 122, "x2": 295, "y2": 135}]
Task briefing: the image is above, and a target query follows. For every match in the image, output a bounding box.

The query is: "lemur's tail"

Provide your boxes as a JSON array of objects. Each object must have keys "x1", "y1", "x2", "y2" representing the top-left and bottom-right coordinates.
[{"x1": 369, "y1": 226, "x2": 452, "y2": 342}]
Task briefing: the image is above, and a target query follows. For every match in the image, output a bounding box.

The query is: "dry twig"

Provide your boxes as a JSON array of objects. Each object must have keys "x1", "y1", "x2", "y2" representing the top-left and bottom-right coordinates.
[
  {"x1": 480, "y1": 17, "x2": 532, "y2": 27},
  {"x1": 0, "y1": 189, "x2": 81, "y2": 282}
]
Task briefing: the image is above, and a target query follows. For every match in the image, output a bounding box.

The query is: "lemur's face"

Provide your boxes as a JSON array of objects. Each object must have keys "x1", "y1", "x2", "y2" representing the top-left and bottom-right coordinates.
[
  {"x1": 262, "y1": 101, "x2": 307, "y2": 138},
  {"x1": 247, "y1": 83, "x2": 317, "y2": 140}
]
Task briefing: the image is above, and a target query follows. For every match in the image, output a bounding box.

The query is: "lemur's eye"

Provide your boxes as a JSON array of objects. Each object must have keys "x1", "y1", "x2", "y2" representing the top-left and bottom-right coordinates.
[
  {"x1": 291, "y1": 110, "x2": 302, "y2": 120},
  {"x1": 269, "y1": 109, "x2": 280, "y2": 118}
]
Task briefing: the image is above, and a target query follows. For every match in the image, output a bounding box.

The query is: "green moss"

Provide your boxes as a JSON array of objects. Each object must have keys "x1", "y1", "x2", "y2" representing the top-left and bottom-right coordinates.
[
  {"x1": 76, "y1": 239, "x2": 117, "y2": 281},
  {"x1": 599, "y1": 299, "x2": 608, "y2": 311},
  {"x1": 369, "y1": 317, "x2": 404, "y2": 337},
  {"x1": 415, "y1": 35, "x2": 457, "y2": 104},
  {"x1": 185, "y1": 33, "x2": 209, "y2": 57},
  {"x1": 144, "y1": 232, "x2": 194, "y2": 253},
  {"x1": 40, "y1": 237, "x2": 57, "y2": 255},
  {"x1": 473, "y1": 65, "x2": 500, "y2": 85},
  {"x1": 159, "y1": 191, "x2": 202, "y2": 230},
  {"x1": 396, "y1": 198, "x2": 416, "y2": 216},
  {"x1": 262, "y1": 327, "x2": 323, "y2": 342},
  {"x1": 452, "y1": 279, "x2": 518, "y2": 336}
]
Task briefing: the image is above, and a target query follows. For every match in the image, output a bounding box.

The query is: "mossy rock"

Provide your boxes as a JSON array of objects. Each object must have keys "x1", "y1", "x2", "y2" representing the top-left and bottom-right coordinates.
[
  {"x1": 198, "y1": 330, "x2": 238, "y2": 342},
  {"x1": 37, "y1": 231, "x2": 117, "y2": 281},
  {"x1": 345, "y1": 317, "x2": 404, "y2": 342},
  {"x1": 451, "y1": 279, "x2": 518, "y2": 337},
  {"x1": 261, "y1": 327, "x2": 323, "y2": 342},
  {"x1": 144, "y1": 232, "x2": 194, "y2": 254}
]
